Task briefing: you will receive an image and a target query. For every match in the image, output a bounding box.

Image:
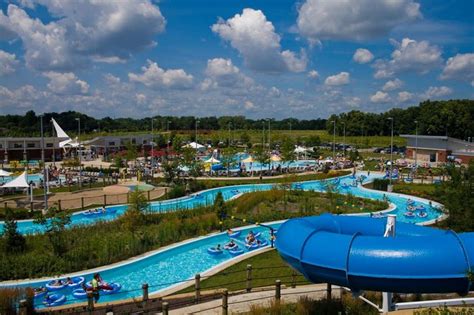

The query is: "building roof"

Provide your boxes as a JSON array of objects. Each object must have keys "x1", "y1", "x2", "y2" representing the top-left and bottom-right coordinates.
[{"x1": 400, "y1": 134, "x2": 449, "y2": 140}]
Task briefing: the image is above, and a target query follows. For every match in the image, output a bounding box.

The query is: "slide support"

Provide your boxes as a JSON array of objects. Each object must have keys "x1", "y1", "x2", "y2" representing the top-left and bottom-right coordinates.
[{"x1": 382, "y1": 215, "x2": 396, "y2": 313}]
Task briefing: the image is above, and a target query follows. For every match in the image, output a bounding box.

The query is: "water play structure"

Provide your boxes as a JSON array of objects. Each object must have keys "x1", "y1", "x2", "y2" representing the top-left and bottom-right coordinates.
[{"x1": 276, "y1": 214, "x2": 474, "y2": 294}]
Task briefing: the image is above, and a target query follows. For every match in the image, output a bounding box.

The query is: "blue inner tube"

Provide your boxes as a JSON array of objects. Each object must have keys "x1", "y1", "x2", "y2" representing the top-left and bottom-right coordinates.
[
  {"x1": 101, "y1": 283, "x2": 122, "y2": 295},
  {"x1": 259, "y1": 240, "x2": 269, "y2": 247},
  {"x1": 416, "y1": 205, "x2": 426, "y2": 211},
  {"x1": 68, "y1": 277, "x2": 85, "y2": 289},
  {"x1": 229, "y1": 248, "x2": 244, "y2": 256},
  {"x1": 227, "y1": 231, "x2": 241, "y2": 238},
  {"x1": 46, "y1": 281, "x2": 66, "y2": 291},
  {"x1": 72, "y1": 288, "x2": 88, "y2": 299},
  {"x1": 207, "y1": 247, "x2": 223, "y2": 255},
  {"x1": 404, "y1": 211, "x2": 415, "y2": 217},
  {"x1": 246, "y1": 242, "x2": 259, "y2": 250},
  {"x1": 34, "y1": 290, "x2": 47, "y2": 299},
  {"x1": 43, "y1": 294, "x2": 66, "y2": 307}
]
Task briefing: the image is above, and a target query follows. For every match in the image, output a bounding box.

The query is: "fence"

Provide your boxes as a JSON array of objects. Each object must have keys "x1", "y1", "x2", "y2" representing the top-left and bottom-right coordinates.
[
  {"x1": 13, "y1": 263, "x2": 335, "y2": 315},
  {"x1": 1, "y1": 187, "x2": 165, "y2": 213}
]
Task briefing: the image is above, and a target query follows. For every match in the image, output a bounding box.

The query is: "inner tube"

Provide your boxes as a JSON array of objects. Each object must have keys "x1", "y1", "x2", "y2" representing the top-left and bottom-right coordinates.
[
  {"x1": 207, "y1": 247, "x2": 223, "y2": 255},
  {"x1": 231, "y1": 190, "x2": 240, "y2": 195},
  {"x1": 406, "y1": 206, "x2": 416, "y2": 211},
  {"x1": 101, "y1": 283, "x2": 122, "y2": 295},
  {"x1": 227, "y1": 231, "x2": 241, "y2": 238},
  {"x1": 43, "y1": 294, "x2": 67, "y2": 307},
  {"x1": 404, "y1": 211, "x2": 415, "y2": 218},
  {"x1": 46, "y1": 280, "x2": 66, "y2": 291},
  {"x1": 67, "y1": 277, "x2": 85, "y2": 289},
  {"x1": 72, "y1": 288, "x2": 88, "y2": 299},
  {"x1": 34, "y1": 289, "x2": 47, "y2": 299},
  {"x1": 229, "y1": 248, "x2": 244, "y2": 256},
  {"x1": 418, "y1": 212, "x2": 428, "y2": 218},
  {"x1": 224, "y1": 243, "x2": 238, "y2": 250},
  {"x1": 407, "y1": 200, "x2": 415, "y2": 205},
  {"x1": 416, "y1": 205, "x2": 426, "y2": 211},
  {"x1": 246, "y1": 242, "x2": 259, "y2": 250},
  {"x1": 341, "y1": 183, "x2": 350, "y2": 189},
  {"x1": 259, "y1": 240, "x2": 269, "y2": 247}
]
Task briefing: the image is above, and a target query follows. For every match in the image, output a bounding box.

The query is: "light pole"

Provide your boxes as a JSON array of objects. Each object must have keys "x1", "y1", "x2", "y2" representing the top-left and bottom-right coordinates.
[
  {"x1": 262, "y1": 121, "x2": 265, "y2": 149},
  {"x1": 414, "y1": 120, "x2": 418, "y2": 168},
  {"x1": 51, "y1": 119, "x2": 56, "y2": 167},
  {"x1": 151, "y1": 118, "x2": 155, "y2": 179},
  {"x1": 228, "y1": 122, "x2": 232, "y2": 147},
  {"x1": 195, "y1": 119, "x2": 199, "y2": 143},
  {"x1": 388, "y1": 117, "x2": 394, "y2": 185},
  {"x1": 332, "y1": 120, "x2": 336, "y2": 162},
  {"x1": 268, "y1": 119, "x2": 271, "y2": 151},
  {"x1": 40, "y1": 115, "x2": 48, "y2": 211},
  {"x1": 342, "y1": 122, "x2": 346, "y2": 157},
  {"x1": 167, "y1": 120, "x2": 170, "y2": 155},
  {"x1": 289, "y1": 121, "x2": 292, "y2": 137},
  {"x1": 75, "y1": 117, "x2": 82, "y2": 188}
]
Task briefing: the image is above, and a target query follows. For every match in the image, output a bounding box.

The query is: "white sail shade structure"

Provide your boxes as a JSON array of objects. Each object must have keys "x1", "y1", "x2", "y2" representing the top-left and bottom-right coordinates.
[
  {"x1": 52, "y1": 118, "x2": 79, "y2": 148},
  {"x1": 1, "y1": 171, "x2": 30, "y2": 188}
]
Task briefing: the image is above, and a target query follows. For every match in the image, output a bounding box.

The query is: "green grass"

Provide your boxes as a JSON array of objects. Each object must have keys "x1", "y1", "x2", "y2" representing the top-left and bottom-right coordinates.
[
  {"x1": 393, "y1": 183, "x2": 439, "y2": 201},
  {"x1": 179, "y1": 249, "x2": 309, "y2": 293}
]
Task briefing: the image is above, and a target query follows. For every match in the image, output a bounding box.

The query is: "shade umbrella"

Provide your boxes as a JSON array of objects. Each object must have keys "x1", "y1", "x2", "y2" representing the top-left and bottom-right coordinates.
[
  {"x1": 242, "y1": 156, "x2": 254, "y2": 163},
  {"x1": 205, "y1": 157, "x2": 220, "y2": 163},
  {"x1": 0, "y1": 169, "x2": 12, "y2": 177}
]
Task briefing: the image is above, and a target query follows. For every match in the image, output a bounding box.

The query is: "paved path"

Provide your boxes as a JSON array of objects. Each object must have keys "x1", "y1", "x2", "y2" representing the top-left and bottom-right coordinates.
[{"x1": 162, "y1": 284, "x2": 340, "y2": 315}]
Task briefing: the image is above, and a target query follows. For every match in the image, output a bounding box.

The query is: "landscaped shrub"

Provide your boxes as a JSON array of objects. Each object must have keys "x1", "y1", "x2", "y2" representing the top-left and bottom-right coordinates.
[{"x1": 372, "y1": 178, "x2": 389, "y2": 191}]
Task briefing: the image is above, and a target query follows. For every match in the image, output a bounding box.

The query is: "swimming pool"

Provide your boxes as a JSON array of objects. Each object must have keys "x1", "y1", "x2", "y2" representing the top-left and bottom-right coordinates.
[
  {"x1": 0, "y1": 172, "x2": 443, "y2": 235},
  {"x1": 0, "y1": 172, "x2": 445, "y2": 308}
]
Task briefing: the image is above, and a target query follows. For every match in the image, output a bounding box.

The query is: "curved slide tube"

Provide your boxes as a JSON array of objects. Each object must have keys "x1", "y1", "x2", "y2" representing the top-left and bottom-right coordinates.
[{"x1": 276, "y1": 214, "x2": 473, "y2": 294}]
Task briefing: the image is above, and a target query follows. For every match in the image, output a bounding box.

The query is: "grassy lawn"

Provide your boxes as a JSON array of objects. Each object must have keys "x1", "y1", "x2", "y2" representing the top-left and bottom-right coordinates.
[
  {"x1": 179, "y1": 249, "x2": 309, "y2": 293},
  {"x1": 392, "y1": 183, "x2": 439, "y2": 202}
]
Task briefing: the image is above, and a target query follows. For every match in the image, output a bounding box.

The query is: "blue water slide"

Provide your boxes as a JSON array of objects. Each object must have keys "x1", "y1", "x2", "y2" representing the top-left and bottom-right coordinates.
[{"x1": 276, "y1": 214, "x2": 473, "y2": 294}]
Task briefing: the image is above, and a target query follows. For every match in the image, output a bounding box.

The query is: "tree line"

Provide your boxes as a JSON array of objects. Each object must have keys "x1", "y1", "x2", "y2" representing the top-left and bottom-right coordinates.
[
  {"x1": 0, "y1": 99, "x2": 472, "y2": 140},
  {"x1": 326, "y1": 99, "x2": 473, "y2": 140}
]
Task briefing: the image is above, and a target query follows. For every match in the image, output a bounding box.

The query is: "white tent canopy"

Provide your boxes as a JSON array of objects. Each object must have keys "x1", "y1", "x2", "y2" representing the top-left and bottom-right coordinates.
[
  {"x1": 0, "y1": 169, "x2": 12, "y2": 177},
  {"x1": 52, "y1": 118, "x2": 79, "y2": 148},
  {"x1": 1, "y1": 171, "x2": 30, "y2": 188},
  {"x1": 182, "y1": 142, "x2": 206, "y2": 151},
  {"x1": 205, "y1": 157, "x2": 220, "y2": 163}
]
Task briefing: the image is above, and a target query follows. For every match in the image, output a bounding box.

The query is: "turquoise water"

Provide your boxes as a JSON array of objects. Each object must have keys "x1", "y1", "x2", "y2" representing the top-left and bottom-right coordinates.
[
  {"x1": 0, "y1": 172, "x2": 442, "y2": 235},
  {"x1": 0, "y1": 172, "x2": 444, "y2": 308},
  {"x1": 0, "y1": 173, "x2": 66, "y2": 184}
]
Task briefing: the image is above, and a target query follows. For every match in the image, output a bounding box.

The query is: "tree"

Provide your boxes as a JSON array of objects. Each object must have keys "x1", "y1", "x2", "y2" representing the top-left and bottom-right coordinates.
[
  {"x1": 163, "y1": 160, "x2": 179, "y2": 183},
  {"x1": 214, "y1": 192, "x2": 228, "y2": 221},
  {"x1": 34, "y1": 207, "x2": 71, "y2": 256},
  {"x1": 437, "y1": 161, "x2": 474, "y2": 232},
  {"x1": 281, "y1": 137, "x2": 296, "y2": 171},
  {"x1": 123, "y1": 191, "x2": 149, "y2": 231},
  {"x1": 2, "y1": 209, "x2": 26, "y2": 253},
  {"x1": 125, "y1": 141, "x2": 138, "y2": 164},
  {"x1": 254, "y1": 146, "x2": 270, "y2": 171}
]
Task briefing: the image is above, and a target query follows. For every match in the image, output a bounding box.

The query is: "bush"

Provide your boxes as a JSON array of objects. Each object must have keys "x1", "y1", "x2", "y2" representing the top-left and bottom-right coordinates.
[
  {"x1": 372, "y1": 178, "x2": 389, "y2": 191},
  {"x1": 167, "y1": 184, "x2": 186, "y2": 199}
]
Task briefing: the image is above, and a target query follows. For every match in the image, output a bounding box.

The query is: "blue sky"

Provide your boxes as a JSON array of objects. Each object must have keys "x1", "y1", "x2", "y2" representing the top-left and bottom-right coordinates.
[{"x1": 0, "y1": 0, "x2": 473, "y2": 119}]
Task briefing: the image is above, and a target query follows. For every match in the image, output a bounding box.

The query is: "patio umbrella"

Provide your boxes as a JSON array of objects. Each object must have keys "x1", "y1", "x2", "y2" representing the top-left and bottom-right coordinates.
[{"x1": 0, "y1": 169, "x2": 12, "y2": 177}]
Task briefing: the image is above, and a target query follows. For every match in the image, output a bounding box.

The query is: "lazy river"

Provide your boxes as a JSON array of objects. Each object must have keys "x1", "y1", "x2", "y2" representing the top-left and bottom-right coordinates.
[
  {"x1": 0, "y1": 172, "x2": 445, "y2": 309},
  {"x1": 0, "y1": 172, "x2": 443, "y2": 235}
]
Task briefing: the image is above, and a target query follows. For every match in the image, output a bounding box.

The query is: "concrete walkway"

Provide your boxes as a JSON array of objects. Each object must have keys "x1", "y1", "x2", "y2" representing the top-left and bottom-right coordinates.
[{"x1": 163, "y1": 284, "x2": 339, "y2": 315}]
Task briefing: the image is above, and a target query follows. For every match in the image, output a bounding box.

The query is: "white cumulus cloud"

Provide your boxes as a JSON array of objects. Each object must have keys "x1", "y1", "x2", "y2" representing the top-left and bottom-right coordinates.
[
  {"x1": 398, "y1": 91, "x2": 414, "y2": 102},
  {"x1": 373, "y1": 38, "x2": 442, "y2": 78},
  {"x1": 297, "y1": 0, "x2": 421, "y2": 43},
  {"x1": 324, "y1": 72, "x2": 350, "y2": 86},
  {"x1": 370, "y1": 91, "x2": 391, "y2": 103},
  {"x1": 43, "y1": 72, "x2": 89, "y2": 95},
  {"x1": 0, "y1": 50, "x2": 19, "y2": 75},
  {"x1": 383, "y1": 79, "x2": 403, "y2": 91},
  {"x1": 212, "y1": 8, "x2": 307, "y2": 73},
  {"x1": 1, "y1": 1, "x2": 166, "y2": 71},
  {"x1": 202, "y1": 58, "x2": 253, "y2": 90},
  {"x1": 129, "y1": 60, "x2": 194, "y2": 89},
  {"x1": 307, "y1": 70, "x2": 319, "y2": 79},
  {"x1": 421, "y1": 86, "x2": 453, "y2": 99},
  {"x1": 353, "y1": 48, "x2": 374, "y2": 64},
  {"x1": 440, "y1": 53, "x2": 474, "y2": 84}
]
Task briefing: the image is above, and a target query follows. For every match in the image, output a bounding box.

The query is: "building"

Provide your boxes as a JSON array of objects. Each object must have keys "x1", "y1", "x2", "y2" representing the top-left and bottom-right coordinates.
[
  {"x1": 0, "y1": 137, "x2": 63, "y2": 163},
  {"x1": 401, "y1": 135, "x2": 474, "y2": 164},
  {"x1": 83, "y1": 134, "x2": 153, "y2": 157}
]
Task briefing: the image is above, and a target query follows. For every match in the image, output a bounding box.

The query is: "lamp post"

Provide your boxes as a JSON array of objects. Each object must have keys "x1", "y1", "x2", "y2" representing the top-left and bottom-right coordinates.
[
  {"x1": 332, "y1": 120, "x2": 336, "y2": 162},
  {"x1": 414, "y1": 120, "x2": 418, "y2": 168},
  {"x1": 195, "y1": 119, "x2": 199, "y2": 143},
  {"x1": 75, "y1": 117, "x2": 82, "y2": 188},
  {"x1": 151, "y1": 118, "x2": 155, "y2": 179},
  {"x1": 167, "y1": 120, "x2": 170, "y2": 155},
  {"x1": 40, "y1": 115, "x2": 48, "y2": 212},
  {"x1": 388, "y1": 117, "x2": 394, "y2": 185},
  {"x1": 289, "y1": 121, "x2": 292, "y2": 137},
  {"x1": 342, "y1": 122, "x2": 346, "y2": 157},
  {"x1": 268, "y1": 119, "x2": 271, "y2": 151},
  {"x1": 51, "y1": 120, "x2": 56, "y2": 167}
]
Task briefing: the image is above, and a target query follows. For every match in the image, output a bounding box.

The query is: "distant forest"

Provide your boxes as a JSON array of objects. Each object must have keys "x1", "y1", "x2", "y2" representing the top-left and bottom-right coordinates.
[{"x1": 0, "y1": 99, "x2": 472, "y2": 140}]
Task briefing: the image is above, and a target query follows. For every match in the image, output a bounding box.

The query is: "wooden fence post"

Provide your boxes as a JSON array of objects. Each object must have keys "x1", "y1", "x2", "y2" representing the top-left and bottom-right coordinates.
[
  {"x1": 327, "y1": 283, "x2": 332, "y2": 301},
  {"x1": 291, "y1": 270, "x2": 297, "y2": 288},
  {"x1": 246, "y1": 264, "x2": 252, "y2": 292},
  {"x1": 87, "y1": 292, "x2": 94, "y2": 311},
  {"x1": 103, "y1": 194, "x2": 107, "y2": 207},
  {"x1": 127, "y1": 192, "x2": 130, "y2": 203},
  {"x1": 162, "y1": 301, "x2": 169, "y2": 315},
  {"x1": 195, "y1": 273, "x2": 201, "y2": 303},
  {"x1": 275, "y1": 280, "x2": 281, "y2": 302},
  {"x1": 81, "y1": 197, "x2": 84, "y2": 210},
  {"x1": 147, "y1": 190, "x2": 151, "y2": 201},
  {"x1": 142, "y1": 283, "x2": 149, "y2": 302},
  {"x1": 222, "y1": 289, "x2": 228, "y2": 315},
  {"x1": 58, "y1": 199, "x2": 61, "y2": 211}
]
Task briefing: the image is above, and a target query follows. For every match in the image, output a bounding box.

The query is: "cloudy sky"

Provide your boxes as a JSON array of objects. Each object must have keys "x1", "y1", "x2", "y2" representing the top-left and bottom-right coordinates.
[{"x1": 0, "y1": 0, "x2": 473, "y2": 119}]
